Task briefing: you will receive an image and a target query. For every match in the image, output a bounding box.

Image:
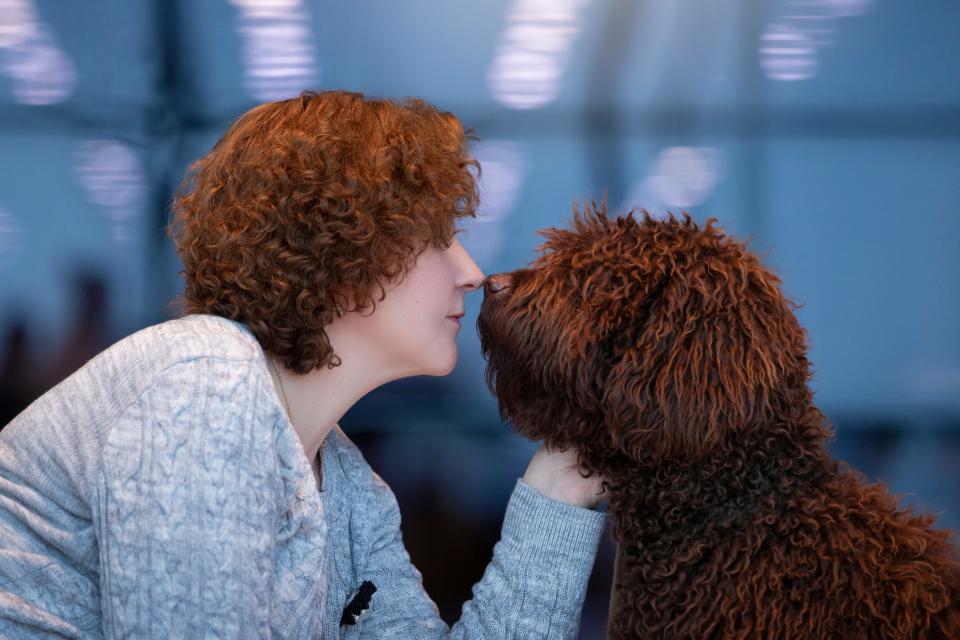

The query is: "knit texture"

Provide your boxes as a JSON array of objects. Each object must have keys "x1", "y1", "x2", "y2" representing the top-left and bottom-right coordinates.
[{"x1": 0, "y1": 314, "x2": 609, "y2": 639}]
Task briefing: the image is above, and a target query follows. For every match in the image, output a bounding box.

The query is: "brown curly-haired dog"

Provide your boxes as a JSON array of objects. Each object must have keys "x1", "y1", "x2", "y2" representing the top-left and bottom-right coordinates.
[{"x1": 477, "y1": 200, "x2": 960, "y2": 639}]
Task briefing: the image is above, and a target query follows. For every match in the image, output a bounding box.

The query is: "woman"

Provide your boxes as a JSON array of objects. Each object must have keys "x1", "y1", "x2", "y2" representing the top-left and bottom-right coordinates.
[{"x1": 0, "y1": 90, "x2": 609, "y2": 639}]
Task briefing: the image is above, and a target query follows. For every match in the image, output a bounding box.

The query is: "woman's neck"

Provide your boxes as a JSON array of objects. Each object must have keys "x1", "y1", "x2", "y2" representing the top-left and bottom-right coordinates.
[{"x1": 264, "y1": 318, "x2": 413, "y2": 464}]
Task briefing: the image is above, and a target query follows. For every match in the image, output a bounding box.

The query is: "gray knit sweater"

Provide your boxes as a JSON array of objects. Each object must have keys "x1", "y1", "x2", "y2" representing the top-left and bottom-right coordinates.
[{"x1": 0, "y1": 313, "x2": 609, "y2": 639}]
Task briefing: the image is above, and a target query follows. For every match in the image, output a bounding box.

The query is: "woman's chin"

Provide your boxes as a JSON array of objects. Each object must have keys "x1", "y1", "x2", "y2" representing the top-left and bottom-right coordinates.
[
  {"x1": 439, "y1": 352, "x2": 458, "y2": 376},
  {"x1": 422, "y1": 349, "x2": 458, "y2": 377}
]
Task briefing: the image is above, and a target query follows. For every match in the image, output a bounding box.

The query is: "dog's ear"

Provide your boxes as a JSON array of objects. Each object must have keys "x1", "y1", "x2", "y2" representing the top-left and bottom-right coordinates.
[{"x1": 599, "y1": 216, "x2": 812, "y2": 464}]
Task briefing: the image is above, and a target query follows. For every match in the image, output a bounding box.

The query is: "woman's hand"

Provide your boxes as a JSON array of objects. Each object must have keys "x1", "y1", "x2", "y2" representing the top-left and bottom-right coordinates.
[{"x1": 522, "y1": 442, "x2": 608, "y2": 510}]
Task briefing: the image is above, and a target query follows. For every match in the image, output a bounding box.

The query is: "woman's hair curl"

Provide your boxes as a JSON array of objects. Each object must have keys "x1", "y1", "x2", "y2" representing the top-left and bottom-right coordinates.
[{"x1": 167, "y1": 89, "x2": 480, "y2": 373}]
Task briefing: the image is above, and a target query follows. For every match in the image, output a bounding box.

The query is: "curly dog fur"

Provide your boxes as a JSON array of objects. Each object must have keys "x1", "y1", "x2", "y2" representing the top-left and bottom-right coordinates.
[{"x1": 476, "y1": 200, "x2": 960, "y2": 639}]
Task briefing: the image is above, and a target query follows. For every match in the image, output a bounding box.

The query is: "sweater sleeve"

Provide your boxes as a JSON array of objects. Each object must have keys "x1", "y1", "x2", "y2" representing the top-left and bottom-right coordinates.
[
  {"x1": 352, "y1": 475, "x2": 608, "y2": 640},
  {"x1": 94, "y1": 356, "x2": 302, "y2": 639}
]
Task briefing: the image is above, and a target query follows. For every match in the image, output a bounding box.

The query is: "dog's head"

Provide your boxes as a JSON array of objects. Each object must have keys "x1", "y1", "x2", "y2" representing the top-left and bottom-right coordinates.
[{"x1": 477, "y1": 199, "x2": 816, "y2": 465}]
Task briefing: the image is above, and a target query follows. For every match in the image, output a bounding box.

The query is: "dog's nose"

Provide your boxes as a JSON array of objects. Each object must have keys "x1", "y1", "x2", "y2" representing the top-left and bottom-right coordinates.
[{"x1": 484, "y1": 273, "x2": 512, "y2": 295}]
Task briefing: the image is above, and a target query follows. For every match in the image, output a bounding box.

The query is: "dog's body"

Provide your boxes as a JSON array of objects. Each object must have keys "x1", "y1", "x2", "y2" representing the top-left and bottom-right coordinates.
[
  {"x1": 601, "y1": 417, "x2": 960, "y2": 638},
  {"x1": 477, "y1": 203, "x2": 959, "y2": 639}
]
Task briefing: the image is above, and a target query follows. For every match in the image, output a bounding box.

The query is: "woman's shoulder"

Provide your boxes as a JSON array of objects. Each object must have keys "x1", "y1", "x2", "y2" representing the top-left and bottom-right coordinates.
[
  {"x1": 104, "y1": 313, "x2": 266, "y2": 408},
  {"x1": 74, "y1": 313, "x2": 259, "y2": 388},
  {"x1": 16, "y1": 314, "x2": 267, "y2": 432},
  {"x1": 112, "y1": 313, "x2": 262, "y2": 366}
]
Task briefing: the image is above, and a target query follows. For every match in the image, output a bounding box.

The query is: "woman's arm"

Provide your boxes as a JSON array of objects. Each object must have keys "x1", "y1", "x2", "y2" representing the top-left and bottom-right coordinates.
[
  {"x1": 353, "y1": 472, "x2": 608, "y2": 639},
  {"x1": 95, "y1": 356, "x2": 327, "y2": 639}
]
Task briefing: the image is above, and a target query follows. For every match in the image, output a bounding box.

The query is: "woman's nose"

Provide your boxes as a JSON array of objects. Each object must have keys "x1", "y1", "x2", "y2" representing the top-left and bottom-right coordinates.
[{"x1": 484, "y1": 273, "x2": 512, "y2": 295}]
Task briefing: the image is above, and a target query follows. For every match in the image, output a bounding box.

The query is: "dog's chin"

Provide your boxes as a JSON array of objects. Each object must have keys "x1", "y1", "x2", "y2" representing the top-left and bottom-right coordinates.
[
  {"x1": 481, "y1": 348, "x2": 576, "y2": 444},
  {"x1": 480, "y1": 346, "x2": 542, "y2": 432},
  {"x1": 477, "y1": 302, "x2": 554, "y2": 440}
]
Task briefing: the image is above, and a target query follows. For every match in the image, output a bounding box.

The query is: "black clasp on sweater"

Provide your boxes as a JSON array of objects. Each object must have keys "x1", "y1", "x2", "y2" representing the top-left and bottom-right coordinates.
[{"x1": 340, "y1": 580, "x2": 377, "y2": 626}]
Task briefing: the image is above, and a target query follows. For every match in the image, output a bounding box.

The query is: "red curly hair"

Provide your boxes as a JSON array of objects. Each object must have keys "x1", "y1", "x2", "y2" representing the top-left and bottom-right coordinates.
[{"x1": 167, "y1": 89, "x2": 479, "y2": 373}]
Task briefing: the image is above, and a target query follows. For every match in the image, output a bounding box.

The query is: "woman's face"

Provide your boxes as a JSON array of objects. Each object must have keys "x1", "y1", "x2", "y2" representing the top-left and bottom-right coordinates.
[{"x1": 360, "y1": 236, "x2": 486, "y2": 377}]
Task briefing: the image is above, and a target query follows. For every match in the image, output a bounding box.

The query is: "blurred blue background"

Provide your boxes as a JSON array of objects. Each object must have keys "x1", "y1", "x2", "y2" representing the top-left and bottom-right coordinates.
[{"x1": 0, "y1": 0, "x2": 958, "y2": 636}]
